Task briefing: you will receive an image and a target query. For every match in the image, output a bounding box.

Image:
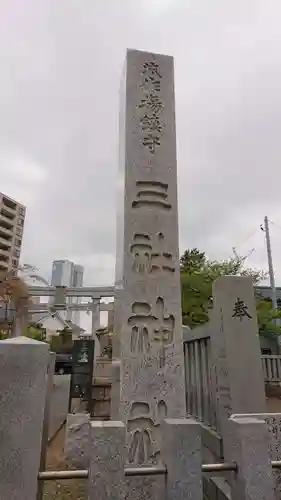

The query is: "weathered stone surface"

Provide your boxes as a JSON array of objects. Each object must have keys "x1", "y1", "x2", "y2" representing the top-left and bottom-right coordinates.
[
  {"x1": 65, "y1": 413, "x2": 90, "y2": 468},
  {"x1": 232, "y1": 412, "x2": 281, "y2": 497},
  {"x1": 229, "y1": 416, "x2": 275, "y2": 500},
  {"x1": 48, "y1": 373, "x2": 71, "y2": 440},
  {"x1": 0, "y1": 336, "x2": 49, "y2": 500},
  {"x1": 112, "y1": 48, "x2": 186, "y2": 500},
  {"x1": 211, "y1": 276, "x2": 266, "y2": 450},
  {"x1": 88, "y1": 421, "x2": 126, "y2": 500},
  {"x1": 91, "y1": 383, "x2": 111, "y2": 419},
  {"x1": 111, "y1": 359, "x2": 121, "y2": 420},
  {"x1": 42, "y1": 352, "x2": 55, "y2": 449},
  {"x1": 94, "y1": 357, "x2": 113, "y2": 380},
  {"x1": 115, "y1": 47, "x2": 186, "y2": 459},
  {"x1": 36, "y1": 352, "x2": 56, "y2": 500},
  {"x1": 162, "y1": 419, "x2": 202, "y2": 500}
]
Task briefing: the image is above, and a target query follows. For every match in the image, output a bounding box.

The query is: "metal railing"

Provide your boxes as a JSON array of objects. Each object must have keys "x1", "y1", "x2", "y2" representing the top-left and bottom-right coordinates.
[
  {"x1": 183, "y1": 350, "x2": 281, "y2": 436},
  {"x1": 37, "y1": 460, "x2": 281, "y2": 482},
  {"x1": 262, "y1": 355, "x2": 281, "y2": 383},
  {"x1": 184, "y1": 336, "x2": 217, "y2": 429},
  {"x1": 38, "y1": 464, "x2": 233, "y2": 481}
]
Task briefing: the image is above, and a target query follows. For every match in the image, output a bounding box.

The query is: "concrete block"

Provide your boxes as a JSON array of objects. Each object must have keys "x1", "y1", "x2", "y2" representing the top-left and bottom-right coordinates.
[
  {"x1": 229, "y1": 416, "x2": 275, "y2": 500},
  {"x1": 232, "y1": 412, "x2": 281, "y2": 497},
  {"x1": 110, "y1": 359, "x2": 121, "y2": 420},
  {"x1": 65, "y1": 413, "x2": 90, "y2": 468},
  {"x1": 88, "y1": 421, "x2": 126, "y2": 500},
  {"x1": 0, "y1": 337, "x2": 49, "y2": 500},
  {"x1": 162, "y1": 418, "x2": 202, "y2": 500}
]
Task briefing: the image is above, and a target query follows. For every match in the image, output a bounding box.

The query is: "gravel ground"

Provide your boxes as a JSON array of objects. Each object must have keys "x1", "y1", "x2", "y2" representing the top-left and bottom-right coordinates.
[
  {"x1": 266, "y1": 396, "x2": 281, "y2": 413},
  {"x1": 42, "y1": 426, "x2": 87, "y2": 500}
]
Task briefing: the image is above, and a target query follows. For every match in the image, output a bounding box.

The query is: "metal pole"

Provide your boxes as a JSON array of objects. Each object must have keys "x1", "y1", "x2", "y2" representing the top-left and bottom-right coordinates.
[
  {"x1": 38, "y1": 470, "x2": 89, "y2": 481},
  {"x1": 125, "y1": 466, "x2": 167, "y2": 477},
  {"x1": 271, "y1": 460, "x2": 281, "y2": 469},
  {"x1": 264, "y1": 216, "x2": 277, "y2": 310},
  {"x1": 201, "y1": 462, "x2": 237, "y2": 472}
]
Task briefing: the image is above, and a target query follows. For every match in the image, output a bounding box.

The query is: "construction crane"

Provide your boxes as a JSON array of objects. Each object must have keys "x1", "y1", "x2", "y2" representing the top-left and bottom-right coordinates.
[{"x1": 232, "y1": 247, "x2": 255, "y2": 262}]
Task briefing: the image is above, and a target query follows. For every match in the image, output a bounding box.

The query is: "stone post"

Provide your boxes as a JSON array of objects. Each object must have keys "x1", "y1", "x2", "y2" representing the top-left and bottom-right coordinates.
[
  {"x1": 232, "y1": 412, "x2": 281, "y2": 497},
  {"x1": 229, "y1": 416, "x2": 275, "y2": 500},
  {"x1": 65, "y1": 413, "x2": 90, "y2": 468},
  {"x1": 115, "y1": 47, "x2": 186, "y2": 434},
  {"x1": 162, "y1": 419, "x2": 202, "y2": 500},
  {"x1": 53, "y1": 285, "x2": 67, "y2": 308},
  {"x1": 113, "y1": 48, "x2": 186, "y2": 499},
  {"x1": 111, "y1": 359, "x2": 121, "y2": 420},
  {"x1": 88, "y1": 421, "x2": 126, "y2": 500},
  {"x1": 0, "y1": 337, "x2": 49, "y2": 500},
  {"x1": 91, "y1": 298, "x2": 100, "y2": 358},
  {"x1": 211, "y1": 276, "x2": 266, "y2": 453}
]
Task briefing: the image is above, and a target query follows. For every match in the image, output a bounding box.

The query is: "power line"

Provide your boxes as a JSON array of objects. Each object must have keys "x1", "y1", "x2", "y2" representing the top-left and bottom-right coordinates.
[
  {"x1": 232, "y1": 227, "x2": 261, "y2": 260},
  {"x1": 233, "y1": 228, "x2": 260, "y2": 250},
  {"x1": 269, "y1": 219, "x2": 281, "y2": 232}
]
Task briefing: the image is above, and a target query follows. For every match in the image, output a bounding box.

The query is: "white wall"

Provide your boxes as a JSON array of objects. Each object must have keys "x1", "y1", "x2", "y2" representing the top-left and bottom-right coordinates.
[{"x1": 39, "y1": 315, "x2": 65, "y2": 340}]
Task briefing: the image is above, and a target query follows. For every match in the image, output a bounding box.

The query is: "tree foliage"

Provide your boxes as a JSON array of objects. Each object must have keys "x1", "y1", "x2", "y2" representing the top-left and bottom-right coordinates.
[
  {"x1": 256, "y1": 296, "x2": 281, "y2": 338},
  {"x1": 180, "y1": 249, "x2": 206, "y2": 274},
  {"x1": 0, "y1": 271, "x2": 30, "y2": 337},
  {"x1": 22, "y1": 323, "x2": 47, "y2": 341},
  {"x1": 180, "y1": 248, "x2": 280, "y2": 335},
  {"x1": 50, "y1": 329, "x2": 73, "y2": 354}
]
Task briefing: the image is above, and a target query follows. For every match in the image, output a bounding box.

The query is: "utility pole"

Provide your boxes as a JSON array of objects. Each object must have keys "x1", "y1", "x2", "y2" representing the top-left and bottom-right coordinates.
[{"x1": 262, "y1": 216, "x2": 277, "y2": 309}]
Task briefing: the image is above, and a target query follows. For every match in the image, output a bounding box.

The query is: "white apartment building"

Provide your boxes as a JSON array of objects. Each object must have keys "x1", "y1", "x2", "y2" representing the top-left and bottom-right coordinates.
[{"x1": 0, "y1": 192, "x2": 26, "y2": 274}]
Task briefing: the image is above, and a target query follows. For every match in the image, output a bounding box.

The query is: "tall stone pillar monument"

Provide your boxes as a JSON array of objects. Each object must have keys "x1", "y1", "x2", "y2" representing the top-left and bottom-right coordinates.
[{"x1": 113, "y1": 49, "x2": 186, "y2": 466}]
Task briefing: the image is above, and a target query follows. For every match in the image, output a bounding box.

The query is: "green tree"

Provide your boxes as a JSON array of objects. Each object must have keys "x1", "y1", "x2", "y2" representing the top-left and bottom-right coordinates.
[
  {"x1": 180, "y1": 248, "x2": 280, "y2": 334},
  {"x1": 180, "y1": 249, "x2": 206, "y2": 273},
  {"x1": 50, "y1": 328, "x2": 73, "y2": 354},
  {"x1": 22, "y1": 323, "x2": 47, "y2": 341},
  {"x1": 256, "y1": 296, "x2": 281, "y2": 338},
  {"x1": 0, "y1": 271, "x2": 29, "y2": 337}
]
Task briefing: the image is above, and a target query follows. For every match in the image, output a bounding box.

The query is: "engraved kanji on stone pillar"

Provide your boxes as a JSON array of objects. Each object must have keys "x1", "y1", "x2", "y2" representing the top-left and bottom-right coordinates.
[{"x1": 113, "y1": 49, "x2": 186, "y2": 473}]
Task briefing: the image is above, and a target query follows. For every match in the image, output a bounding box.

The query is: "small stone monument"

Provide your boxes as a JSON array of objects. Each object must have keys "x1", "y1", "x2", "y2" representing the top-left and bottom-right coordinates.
[
  {"x1": 0, "y1": 336, "x2": 49, "y2": 500},
  {"x1": 211, "y1": 276, "x2": 266, "y2": 454}
]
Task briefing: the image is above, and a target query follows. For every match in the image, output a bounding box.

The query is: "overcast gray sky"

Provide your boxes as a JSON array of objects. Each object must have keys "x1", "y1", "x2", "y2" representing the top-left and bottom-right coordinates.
[{"x1": 1, "y1": 0, "x2": 281, "y2": 287}]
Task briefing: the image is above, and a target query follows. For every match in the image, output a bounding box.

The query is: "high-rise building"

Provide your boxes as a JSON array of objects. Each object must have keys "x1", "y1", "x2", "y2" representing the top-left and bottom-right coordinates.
[
  {"x1": 0, "y1": 192, "x2": 26, "y2": 274},
  {"x1": 72, "y1": 264, "x2": 84, "y2": 288},
  {"x1": 51, "y1": 260, "x2": 84, "y2": 326},
  {"x1": 51, "y1": 260, "x2": 74, "y2": 287}
]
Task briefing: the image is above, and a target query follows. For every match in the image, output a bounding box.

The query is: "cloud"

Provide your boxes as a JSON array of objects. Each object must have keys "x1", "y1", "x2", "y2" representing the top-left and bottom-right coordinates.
[{"x1": 1, "y1": 0, "x2": 281, "y2": 291}]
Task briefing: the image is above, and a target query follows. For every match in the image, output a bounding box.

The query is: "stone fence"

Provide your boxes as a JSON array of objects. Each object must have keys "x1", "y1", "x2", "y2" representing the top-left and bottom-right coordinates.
[
  {"x1": 0, "y1": 336, "x2": 280, "y2": 500},
  {"x1": 2, "y1": 277, "x2": 281, "y2": 499},
  {"x1": 184, "y1": 327, "x2": 217, "y2": 430},
  {"x1": 184, "y1": 330, "x2": 281, "y2": 435},
  {"x1": 262, "y1": 355, "x2": 281, "y2": 383}
]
